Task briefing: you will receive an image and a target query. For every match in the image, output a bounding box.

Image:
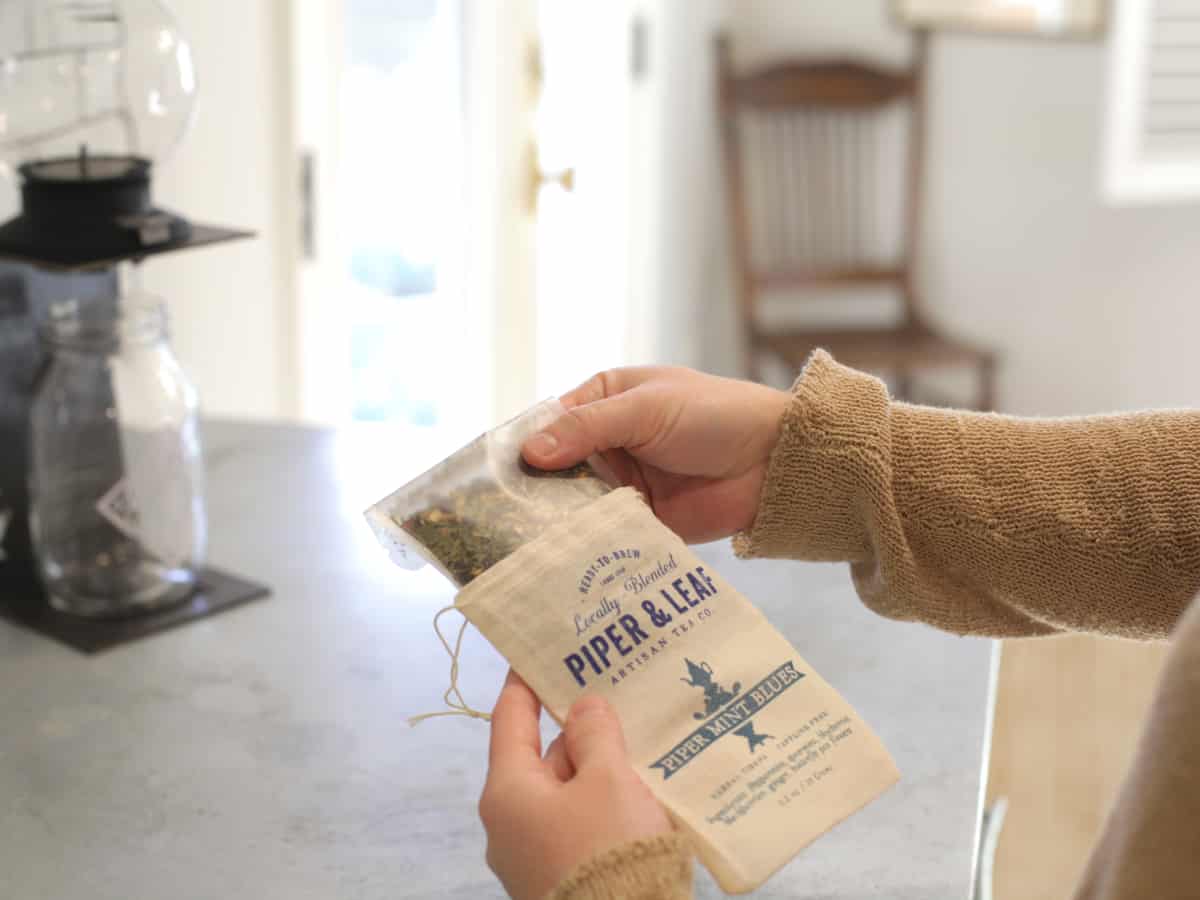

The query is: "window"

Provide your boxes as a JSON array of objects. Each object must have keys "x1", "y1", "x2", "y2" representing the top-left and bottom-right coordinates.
[{"x1": 1105, "y1": 0, "x2": 1200, "y2": 203}]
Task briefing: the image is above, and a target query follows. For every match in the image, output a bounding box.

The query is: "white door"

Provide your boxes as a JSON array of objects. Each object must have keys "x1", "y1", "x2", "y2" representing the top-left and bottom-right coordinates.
[
  {"x1": 291, "y1": 0, "x2": 484, "y2": 440},
  {"x1": 288, "y1": 0, "x2": 636, "y2": 433},
  {"x1": 532, "y1": 0, "x2": 636, "y2": 399}
]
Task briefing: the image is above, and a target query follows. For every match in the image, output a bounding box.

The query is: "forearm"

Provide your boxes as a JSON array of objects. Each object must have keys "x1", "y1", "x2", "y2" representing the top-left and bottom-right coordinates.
[{"x1": 736, "y1": 351, "x2": 1200, "y2": 639}]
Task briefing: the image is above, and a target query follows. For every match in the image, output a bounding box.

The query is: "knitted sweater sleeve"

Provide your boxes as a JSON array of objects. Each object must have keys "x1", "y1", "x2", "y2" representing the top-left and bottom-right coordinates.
[
  {"x1": 734, "y1": 350, "x2": 1200, "y2": 639},
  {"x1": 542, "y1": 835, "x2": 692, "y2": 900}
]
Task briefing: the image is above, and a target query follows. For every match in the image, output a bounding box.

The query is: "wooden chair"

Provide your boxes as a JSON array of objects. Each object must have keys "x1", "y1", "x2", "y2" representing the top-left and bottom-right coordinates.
[{"x1": 716, "y1": 31, "x2": 996, "y2": 409}]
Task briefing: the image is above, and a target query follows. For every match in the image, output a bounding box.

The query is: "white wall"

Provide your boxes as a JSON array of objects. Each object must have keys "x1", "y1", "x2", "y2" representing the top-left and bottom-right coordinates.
[
  {"x1": 627, "y1": 0, "x2": 732, "y2": 374},
  {"x1": 728, "y1": 0, "x2": 910, "y2": 67},
  {"x1": 461, "y1": 0, "x2": 539, "y2": 423},
  {"x1": 717, "y1": 1, "x2": 1200, "y2": 416},
  {"x1": 922, "y1": 34, "x2": 1200, "y2": 415},
  {"x1": 143, "y1": 0, "x2": 296, "y2": 421}
]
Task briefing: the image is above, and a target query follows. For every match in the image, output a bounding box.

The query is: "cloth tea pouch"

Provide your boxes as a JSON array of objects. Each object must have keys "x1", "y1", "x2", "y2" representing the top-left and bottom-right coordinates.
[{"x1": 367, "y1": 400, "x2": 899, "y2": 894}]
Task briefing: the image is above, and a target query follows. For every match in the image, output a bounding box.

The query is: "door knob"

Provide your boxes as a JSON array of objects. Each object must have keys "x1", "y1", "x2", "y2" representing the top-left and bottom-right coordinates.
[{"x1": 527, "y1": 142, "x2": 575, "y2": 215}]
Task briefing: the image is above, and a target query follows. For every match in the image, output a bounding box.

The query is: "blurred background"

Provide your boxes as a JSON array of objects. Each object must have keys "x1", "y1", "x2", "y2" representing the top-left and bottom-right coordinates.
[
  {"x1": 4, "y1": 0, "x2": 1191, "y2": 430},
  {"x1": 2, "y1": 1, "x2": 1195, "y2": 897}
]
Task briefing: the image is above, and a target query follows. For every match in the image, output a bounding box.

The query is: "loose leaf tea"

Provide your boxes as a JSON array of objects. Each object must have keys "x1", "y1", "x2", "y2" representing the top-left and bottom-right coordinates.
[
  {"x1": 401, "y1": 464, "x2": 608, "y2": 585},
  {"x1": 365, "y1": 399, "x2": 612, "y2": 586}
]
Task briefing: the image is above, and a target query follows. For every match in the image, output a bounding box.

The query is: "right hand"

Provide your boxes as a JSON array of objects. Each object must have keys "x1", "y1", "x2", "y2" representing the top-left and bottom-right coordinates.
[
  {"x1": 522, "y1": 367, "x2": 790, "y2": 544},
  {"x1": 479, "y1": 671, "x2": 675, "y2": 900}
]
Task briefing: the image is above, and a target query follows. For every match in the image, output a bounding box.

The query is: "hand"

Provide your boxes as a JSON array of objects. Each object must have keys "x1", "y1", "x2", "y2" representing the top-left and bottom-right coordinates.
[
  {"x1": 523, "y1": 367, "x2": 790, "y2": 543},
  {"x1": 479, "y1": 671, "x2": 673, "y2": 900}
]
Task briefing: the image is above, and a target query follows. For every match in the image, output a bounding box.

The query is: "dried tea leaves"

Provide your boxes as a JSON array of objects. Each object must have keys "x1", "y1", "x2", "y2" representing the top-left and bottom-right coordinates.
[
  {"x1": 364, "y1": 398, "x2": 613, "y2": 584},
  {"x1": 400, "y1": 463, "x2": 609, "y2": 585}
]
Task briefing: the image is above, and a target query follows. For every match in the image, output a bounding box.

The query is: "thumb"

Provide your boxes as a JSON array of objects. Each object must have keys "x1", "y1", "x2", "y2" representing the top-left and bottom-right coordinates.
[
  {"x1": 522, "y1": 393, "x2": 653, "y2": 470},
  {"x1": 563, "y1": 694, "x2": 628, "y2": 772}
]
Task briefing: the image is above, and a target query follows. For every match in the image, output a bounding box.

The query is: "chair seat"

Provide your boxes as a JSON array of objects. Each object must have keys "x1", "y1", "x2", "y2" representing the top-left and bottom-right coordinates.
[{"x1": 755, "y1": 326, "x2": 993, "y2": 373}]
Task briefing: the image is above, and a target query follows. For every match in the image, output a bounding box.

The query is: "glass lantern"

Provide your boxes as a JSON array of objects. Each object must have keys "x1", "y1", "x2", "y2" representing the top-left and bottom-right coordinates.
[
  {"x1": 0, "y1": 0, "x2": 198, "y2": 259},
  {"x1": 0, "y1": 0, "x2": 210, "y2": 616},
  {"x1": 0, "y1": 0, "x2": 196, "y2": 176}
]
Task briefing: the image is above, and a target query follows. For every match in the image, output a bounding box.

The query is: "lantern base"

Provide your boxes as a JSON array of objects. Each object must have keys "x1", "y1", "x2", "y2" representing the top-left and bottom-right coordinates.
[
  {"x1": 0, "y1": 219, "x2": 254, "y2": 271},
  {"x1": 0, "y1": 155, "x2": 253, "y2": 271},
  {"x1": 0, "y1": 567, "x2": 270, "y2": 654}
]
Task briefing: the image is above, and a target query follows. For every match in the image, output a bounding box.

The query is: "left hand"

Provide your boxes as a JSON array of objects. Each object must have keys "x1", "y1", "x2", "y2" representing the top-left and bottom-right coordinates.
[{"x1": 479, "y1": 671, "x2": 674, "y2": 900}]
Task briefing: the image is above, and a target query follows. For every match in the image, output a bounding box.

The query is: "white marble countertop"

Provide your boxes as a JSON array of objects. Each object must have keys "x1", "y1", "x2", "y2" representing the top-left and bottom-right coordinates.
[{"x1": 0, "y1": 421, "x2": 995, "y2": 899}]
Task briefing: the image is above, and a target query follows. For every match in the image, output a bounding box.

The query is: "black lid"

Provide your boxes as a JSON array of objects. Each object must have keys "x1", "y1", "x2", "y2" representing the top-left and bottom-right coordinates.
[{"x1": 0, "y1": 154, "x2": 253, "y2": 271}]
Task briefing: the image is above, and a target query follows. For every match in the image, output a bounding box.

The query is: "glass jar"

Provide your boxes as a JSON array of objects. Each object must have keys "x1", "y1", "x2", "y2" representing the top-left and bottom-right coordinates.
[{"x1": 28, "y1": 295, "x2": 205, "y2": 617}]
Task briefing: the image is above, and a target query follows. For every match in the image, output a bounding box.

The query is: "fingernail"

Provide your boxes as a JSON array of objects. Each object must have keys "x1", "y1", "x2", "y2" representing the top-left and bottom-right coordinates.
[{"x1": 527, "y1": 431, "x2": 558, "y2": 456}]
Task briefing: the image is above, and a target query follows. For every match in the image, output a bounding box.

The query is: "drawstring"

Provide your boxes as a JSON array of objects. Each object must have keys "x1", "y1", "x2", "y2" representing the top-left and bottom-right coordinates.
[{"x1": 408, "y1": 604, "x2": 493, "y2": 726}]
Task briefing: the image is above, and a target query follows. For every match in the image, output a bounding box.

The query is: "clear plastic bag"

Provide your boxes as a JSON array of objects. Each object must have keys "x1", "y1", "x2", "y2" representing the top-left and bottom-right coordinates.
[{"x1": 365, "y1": 399, "x2": 612, "y2": 587}]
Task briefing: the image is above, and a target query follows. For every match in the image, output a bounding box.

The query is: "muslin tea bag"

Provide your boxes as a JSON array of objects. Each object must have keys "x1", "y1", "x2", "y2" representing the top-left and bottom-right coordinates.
[{"x1": 367, "y1": 401, "x2": 899, "y2": 894}]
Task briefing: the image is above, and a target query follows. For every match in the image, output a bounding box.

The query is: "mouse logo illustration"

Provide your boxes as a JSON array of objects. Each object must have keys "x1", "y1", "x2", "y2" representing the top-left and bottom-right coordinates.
[{"x1": 681, "y1": 657, "x2": 741, "y2": 720}]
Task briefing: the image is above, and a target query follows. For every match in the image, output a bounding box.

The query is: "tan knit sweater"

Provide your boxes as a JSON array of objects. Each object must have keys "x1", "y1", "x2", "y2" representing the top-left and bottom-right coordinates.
[{"x1": 546, "y1": 351, "x2": 1200, "y2": 900}]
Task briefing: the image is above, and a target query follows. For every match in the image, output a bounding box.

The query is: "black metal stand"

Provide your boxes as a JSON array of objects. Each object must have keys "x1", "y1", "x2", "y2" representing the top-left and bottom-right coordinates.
[{"x1": 0, "y1": 567, "x2": 270, "y2": 654}]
